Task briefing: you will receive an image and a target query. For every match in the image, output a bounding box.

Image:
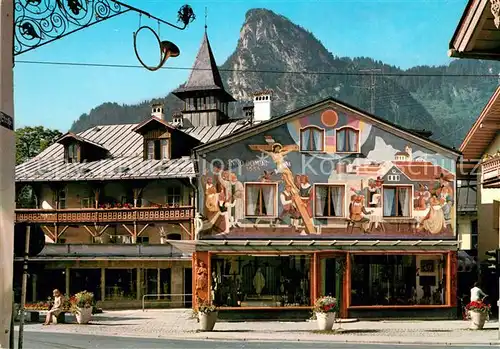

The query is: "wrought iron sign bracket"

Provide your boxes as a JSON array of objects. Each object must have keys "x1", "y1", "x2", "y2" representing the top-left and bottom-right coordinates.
[{"x1": 14, "y1": 0, "x2": 195, "y2": 56}]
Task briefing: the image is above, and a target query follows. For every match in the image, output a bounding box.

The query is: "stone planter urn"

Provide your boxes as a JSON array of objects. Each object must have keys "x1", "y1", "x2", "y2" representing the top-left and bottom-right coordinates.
[
  {"x1": 315, "y1": 312, "x2": 336, "y2": 331},
  {"x1": 469, "y1": 311, "x2": 487, "y2": 330},
  {"x1": 198, "y1": 311, "x2": 218, "y2": 331},
  {"x1": 75, "y1": 307, "x2": 92, "y2": 324}
]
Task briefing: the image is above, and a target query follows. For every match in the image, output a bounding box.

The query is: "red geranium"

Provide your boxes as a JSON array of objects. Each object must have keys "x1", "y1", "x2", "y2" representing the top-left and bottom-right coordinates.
[{"x1": 466, "y1": 301, "x2": 491, "y2": 314}]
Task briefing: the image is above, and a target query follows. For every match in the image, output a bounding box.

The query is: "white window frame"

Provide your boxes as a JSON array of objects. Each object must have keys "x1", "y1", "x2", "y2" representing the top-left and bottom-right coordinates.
[
  {"x1": 312, "y1": 183, "x2": 347, "y2": 218},
  {"x1": 300, "y1": 126, "x2": 326, "y2": 153},
  {"x1": 244, "y1": 182, "x2": 278, "y2": 218},
  {"x1": 381, "y1": 184, "x2": 413, "y2": 218}
]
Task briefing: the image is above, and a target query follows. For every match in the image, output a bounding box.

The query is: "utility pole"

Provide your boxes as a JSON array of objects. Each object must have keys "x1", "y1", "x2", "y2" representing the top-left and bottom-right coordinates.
[
  {"x1": 17, "y1": 226, "x2": 30, "y2": 349},
  {"x1": 352, "y1": 68, "x2": 381, "y2": 114},
  {"x1": 0, "y1": 0, "x2": 15, "y2": 348}
]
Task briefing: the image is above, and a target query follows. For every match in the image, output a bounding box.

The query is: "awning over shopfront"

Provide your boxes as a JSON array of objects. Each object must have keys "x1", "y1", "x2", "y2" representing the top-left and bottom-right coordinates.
[{"x1": 169, "y1": 239, "x2": 460, "y2": 253}]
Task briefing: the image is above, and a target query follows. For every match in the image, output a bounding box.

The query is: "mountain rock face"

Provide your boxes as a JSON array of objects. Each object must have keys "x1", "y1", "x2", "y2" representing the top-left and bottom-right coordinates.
[{"x1": 70, "y1": 8, "x2": 500, "y2": 147}]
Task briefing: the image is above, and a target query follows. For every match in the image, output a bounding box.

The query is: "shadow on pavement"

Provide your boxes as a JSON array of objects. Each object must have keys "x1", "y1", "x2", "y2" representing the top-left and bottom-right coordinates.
[
  {"x1": 425, "y1": 329, "x2": 452, "y2": 332},
  {"x1": 198, "y1": 330, "x2": 254, "y2": 333}
]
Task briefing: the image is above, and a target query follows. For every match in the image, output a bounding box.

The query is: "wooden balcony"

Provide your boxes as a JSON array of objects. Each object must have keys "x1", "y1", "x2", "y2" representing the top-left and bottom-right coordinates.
[
  {"x1": 15, "y1": 206, "x2": 194, "y2": 224},
  {"x1": 481, "y1": 157, "x2": 500, "y2": 188}
]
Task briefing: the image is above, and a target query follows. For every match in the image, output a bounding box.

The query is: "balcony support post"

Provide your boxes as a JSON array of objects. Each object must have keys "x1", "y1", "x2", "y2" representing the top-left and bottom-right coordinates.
[
  {"x1": 41, "y1": 225, "x2": 56, "y2": 242},
  {"x1": 132, "y1": 222, "x2": 137, "y2": 243},
  {"x1": 58, "y1": 225, "x2": 69, "y2": 240},
  {"x1": 65, "y1": 267, "x2": 70, "y2": 295},
  {"x1": 177, "y1": 223, "x2": 192, "y2": 239},
  {"x1": 54, "y1": 223, "x2": 59, "y2": 243},
  {"x1": 136, "y1": 268, "x2": 141, "y2": 301},
  {"x1": 157, "y1": 268, "x2": 161, "y2": 300},
  {"x1": 122, "y1": 224, "x2": 133, "y2": 236},
  {"x1": 137, "y1": 224, "x2": 150, "y2": 237},
  {"x1": 100, "y1": 268, "x2": 106, "y2": 301}
]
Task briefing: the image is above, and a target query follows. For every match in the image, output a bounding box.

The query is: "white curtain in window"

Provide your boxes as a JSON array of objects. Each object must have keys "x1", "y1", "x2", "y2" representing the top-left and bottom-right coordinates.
[
  {"x1": 315, "y1": 186, "x2": 327, "y2": 217},
  {"x1": 262, "y1": 185, "x2": 275, "y2": 216},
  {"x1": 246, "y1": 186, "x2": 258, "y2": 215},
  {"x1": 302, "y1": 130, "x2": 311, "y2": 151},
  {"x1": 398, "y1": 187, "x2": 410, "y2": 216},
  {"x1": 337, "y1": 130, "x2": 345, "y2": 152},
  {"x1": 332, "y1": 186, "x2": 343, "y2": 216},
  {"x1": 312, "y1": 129, "x2": 322, "y2": 150},
  {"x1": 348, "y1": 130, "x2": 357, "y2": 152},
  {"x1": 383, "y1": 189, "x2": 395, "y2": 216}
]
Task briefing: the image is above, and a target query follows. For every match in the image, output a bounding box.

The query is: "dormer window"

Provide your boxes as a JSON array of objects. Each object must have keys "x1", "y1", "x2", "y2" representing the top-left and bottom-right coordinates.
[
  {"x1": 66, "y1": 143, "x2": 79, "y2": 163},
  {"x1": 145, "y1": 138, "x2": 170, "y2": 160},
  {"x1": 161, "y1": 139, "x2": 170, "y2": 159},
  {"x1": 57, "y1": 132, "x2": 108, "y2": 164},
  {"x1": 147, "y1": 140, "x2": 155, "y2": 160},
  {"x1": 133, "y1": 117, "x2": 200, "y2": 160}
]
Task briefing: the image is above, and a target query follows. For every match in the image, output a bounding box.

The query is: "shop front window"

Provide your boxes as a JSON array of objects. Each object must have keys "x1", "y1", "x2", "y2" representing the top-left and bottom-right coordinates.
[
  {"x1": 105, "y1": 268, "x2": 137, "y2": 300},
  {"x1": 210, "y1": 255, "x2": 311, "y2": 307},
  {"x1": 350, "y1": 254, "x2": 447, "y2": 306}
]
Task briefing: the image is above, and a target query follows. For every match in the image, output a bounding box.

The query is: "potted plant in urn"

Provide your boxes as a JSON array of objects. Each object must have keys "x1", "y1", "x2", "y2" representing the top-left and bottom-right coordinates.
[
  {"x1": 313, "y1": 296, "x2": 338, "y2": 331},
  {"x1": 71, "y1": 291, "x2": 94, "y2": 324},
  {"x1": 195, "y1": 298, "x2": 218, "y2": 331},
  {"x1": 465, "y1": 301, "x2": 491, "y2": 330}
]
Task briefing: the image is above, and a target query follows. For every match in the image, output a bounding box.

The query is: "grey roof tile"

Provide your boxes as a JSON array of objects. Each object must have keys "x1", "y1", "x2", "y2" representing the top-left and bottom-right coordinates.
[{"x1": 16, "y1": 120, "x2": 243, "y2": 182}]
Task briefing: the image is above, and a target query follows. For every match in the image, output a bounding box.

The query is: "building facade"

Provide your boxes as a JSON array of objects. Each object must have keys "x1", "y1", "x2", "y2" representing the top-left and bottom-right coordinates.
[
  {"x1": 460, "y1": 87, "x2": 500, "y2": 258},
  {"x1": 191, "y1": 95, "x2": 462, "y2": 319},
  {"x1": 14, "y1": 31, "x2": 246, "y2": 309}
]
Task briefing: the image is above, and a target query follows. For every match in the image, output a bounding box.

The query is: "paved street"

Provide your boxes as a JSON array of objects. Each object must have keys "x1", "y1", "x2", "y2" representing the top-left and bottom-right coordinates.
[
  {"x1": 15, "y1": 332, "x2": 498, "y2": 349},
  {"x1": 17, "y1": 309, "x2": 500, "y2": 346}
]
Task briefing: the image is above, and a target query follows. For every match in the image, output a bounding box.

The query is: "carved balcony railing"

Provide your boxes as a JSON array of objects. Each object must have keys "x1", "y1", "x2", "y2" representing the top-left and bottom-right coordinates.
[
  {"x1": 15, "y1": 206, "x2": 194, "y2": 224},
  {"x1": 482, "y1": 157, "x2": 500, "y2": 188}
]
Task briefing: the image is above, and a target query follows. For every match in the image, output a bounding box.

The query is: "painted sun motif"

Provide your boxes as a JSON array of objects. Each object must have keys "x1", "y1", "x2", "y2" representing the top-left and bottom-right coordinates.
[{"x1": 321, "y1": 109, "x2": 338, "y2": 127}]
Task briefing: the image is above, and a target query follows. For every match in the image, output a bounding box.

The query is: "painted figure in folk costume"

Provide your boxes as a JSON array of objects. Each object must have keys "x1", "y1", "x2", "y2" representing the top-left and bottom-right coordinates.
[
  {"x1": 348, "y1": 191, "x2": 373, "y2": 233},
  {"x1": 196, "y1": 260, "x2": 208, "y2": 292},
  {"x1": 418, "y1": 195, "x2": 446, "y2": 235},
  {"x1": 229, "y1": 173, "x2": 244, "y2": 226},
  {"x1": 415, "y1": 183, "x2": 431, "y2": 211},
  {"x1": 277, "y1": 184, "x2": 301, "y2": 230},
  {"x1": 202, "y1": 174, "x2": 219, "y2": 220},
  {"x1": 299, "y1": 175, "x2": 313, "y2": 217}
]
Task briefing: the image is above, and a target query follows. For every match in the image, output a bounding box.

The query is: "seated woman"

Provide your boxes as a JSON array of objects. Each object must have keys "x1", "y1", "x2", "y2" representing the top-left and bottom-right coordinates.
[{"x1": 43, "y1": 289, "x2": 63, "y2": 325}]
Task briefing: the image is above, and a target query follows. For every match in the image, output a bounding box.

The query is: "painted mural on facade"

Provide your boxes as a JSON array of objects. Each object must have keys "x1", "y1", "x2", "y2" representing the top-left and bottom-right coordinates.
[{"x1": 196, "y1": 106, "x2": 457, "y2": 240}]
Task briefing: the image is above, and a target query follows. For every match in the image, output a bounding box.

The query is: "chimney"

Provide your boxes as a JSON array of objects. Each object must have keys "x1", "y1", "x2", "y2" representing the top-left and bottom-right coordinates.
[
  {"x1": 172, "y1": 111, "x2": 184, "y2": 128},
  {"x1": 151, "y1": 103, "x2": 164, "y2": 120},
  {"x1": 253, "y1": 90, "x2": 272, "y2": 123}
]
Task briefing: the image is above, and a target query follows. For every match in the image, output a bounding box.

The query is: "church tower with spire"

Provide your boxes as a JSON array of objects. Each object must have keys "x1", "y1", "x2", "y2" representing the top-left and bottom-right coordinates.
[{"x1": 172, "y1": 21, "x2": 235, "y2": 127}]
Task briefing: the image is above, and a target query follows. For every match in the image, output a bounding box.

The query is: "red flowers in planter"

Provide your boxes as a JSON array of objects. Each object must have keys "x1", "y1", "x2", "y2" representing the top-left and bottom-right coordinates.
[{"x1": 466, "y1": 301, "x2": 491, "y2": 314}]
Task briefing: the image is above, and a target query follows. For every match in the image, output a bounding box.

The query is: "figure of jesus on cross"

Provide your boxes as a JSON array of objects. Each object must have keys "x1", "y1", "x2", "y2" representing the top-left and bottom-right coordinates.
[{"x1": 249, "y1": 140, "x2": 316, "y2": 234}]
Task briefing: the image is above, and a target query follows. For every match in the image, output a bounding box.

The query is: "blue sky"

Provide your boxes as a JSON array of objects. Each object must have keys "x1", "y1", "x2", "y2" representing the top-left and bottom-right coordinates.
[{"x1": 14, "y1": 0, "x2": 467, "y2": 131}]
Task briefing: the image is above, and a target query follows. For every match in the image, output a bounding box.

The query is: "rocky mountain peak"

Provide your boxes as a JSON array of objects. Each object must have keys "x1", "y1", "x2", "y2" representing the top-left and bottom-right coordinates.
[{"x1": 69, "y1": 8, "x2": 500, "y2": 147}]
